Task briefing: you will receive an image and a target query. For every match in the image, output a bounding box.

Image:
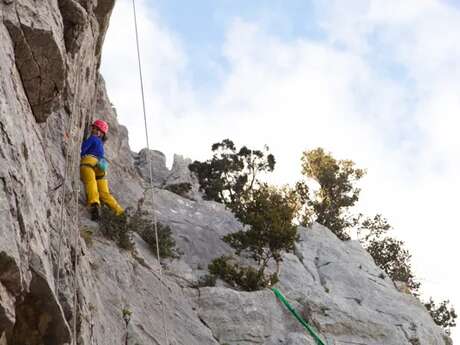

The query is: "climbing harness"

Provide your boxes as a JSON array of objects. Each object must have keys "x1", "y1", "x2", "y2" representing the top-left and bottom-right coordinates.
[
  {"x1": 131, "y1": 0, "x2": 170, "y2": 344},
  {"x1": 271, "y1": 288, "x2": 327, "y2": 345}
]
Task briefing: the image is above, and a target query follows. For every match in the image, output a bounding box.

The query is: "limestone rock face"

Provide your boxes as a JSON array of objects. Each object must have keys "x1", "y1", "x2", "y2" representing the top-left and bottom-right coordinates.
[
  {"x1": 135, "y1": 149, "x2": 171, "y2": 187},
  {"x1": 3, "y1": 0, "x2": 66, "y2": 122},
  {"x1": 135, "y1": 150, "x2": 201, "y2": 196},
  {"x1": 0, "y1": 1, "x2": 453, "y2": 345},
  {"x1": 0, "y1": 0, "x2": 115, "y2": 343}
]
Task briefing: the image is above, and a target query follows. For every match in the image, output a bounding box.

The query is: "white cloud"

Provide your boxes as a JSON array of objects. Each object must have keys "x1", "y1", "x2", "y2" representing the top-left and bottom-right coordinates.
[
  {"x1": 101, "y1": 0, "x2": 197, "y2": 165},
  {"x1": 102, "y1": 0, "x2": 460, "y2": 340}
]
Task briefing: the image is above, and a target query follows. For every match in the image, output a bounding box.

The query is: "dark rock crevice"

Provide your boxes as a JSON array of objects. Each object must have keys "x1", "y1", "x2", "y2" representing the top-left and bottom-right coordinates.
[
  {"x1": 0, "y1": 252, "x2": 21, "y2": 296},
  {"x1": 0, "y1": 120, "x2": 13, "y2": 147},
  {"x1": 314, "y1": 255, "x2": 330, "y2": 292},
  {"x1": 9, "y1": 270, "x2": 70, "y2": 345},
  {"x1": 197, "y1": 313, "x2": 227, "y2": 345}
]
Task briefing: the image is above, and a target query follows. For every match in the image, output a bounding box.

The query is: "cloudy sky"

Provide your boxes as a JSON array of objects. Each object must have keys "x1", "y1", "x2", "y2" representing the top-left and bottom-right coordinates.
[{"x1": 101, "y1": 0, "x2": 460, "y2": 340}]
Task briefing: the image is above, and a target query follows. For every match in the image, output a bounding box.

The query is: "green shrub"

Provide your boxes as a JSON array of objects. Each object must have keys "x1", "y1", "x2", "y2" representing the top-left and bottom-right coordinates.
[
  {"x1": 98, "y1": 206, "x2": 180, "y2": 259},
  {"x1": 357, "y1": 215, "x2": 420, "y2": 295},
  {"x1": 99, "y1": 206, "x2": 134, "y2": 251},
  {"x1": 227, "y1": 185, "x2": 300, "y2": 261},
  {"x1": 299, "y1": 147, "x2": 365, "y2": 240},
  {"x1": 122, "y1": 306, "x2": 132, "y2": 339},
  {"x1": 194, "y1": 274, "x2": 217, "y2": 288},
  {"x1": 365, "y1": 236, "x2": 420, "y2": 293},
  {"x1": 191, "y1": 140, "x2": 299, "y2": 291},
  {"x1": 208, "y1": 256, "x2": 278, "y2": 291},
  {"x1": 220, "y1": 185, "x2": 299, "y2": 290},
  {"x1": 424, "y1": 298, "x2": 457, "y2": 334},
  {"x1": 189, "y1": 139, "x2": 275, "y2": 205},
  {"x1": 164, "y1": 182, "x2": 192, "y2": 198},
  {"x1": 129, "y1": 211, "x2": 180, "y2": 259},
  {"x1": 80, "y1": 228, "x2": 94, "y2": 247}
]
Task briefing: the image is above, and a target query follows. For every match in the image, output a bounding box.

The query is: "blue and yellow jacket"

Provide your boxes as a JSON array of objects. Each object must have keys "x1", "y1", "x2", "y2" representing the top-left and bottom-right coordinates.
[{"x1": 81, "y1": 135, "x2": 104, "y2": 159}]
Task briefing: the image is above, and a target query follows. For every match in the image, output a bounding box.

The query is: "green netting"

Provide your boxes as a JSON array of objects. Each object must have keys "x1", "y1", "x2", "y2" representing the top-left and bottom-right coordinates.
[{"x1": 272, "y1": 288, "x2": 326, "y2": 345}]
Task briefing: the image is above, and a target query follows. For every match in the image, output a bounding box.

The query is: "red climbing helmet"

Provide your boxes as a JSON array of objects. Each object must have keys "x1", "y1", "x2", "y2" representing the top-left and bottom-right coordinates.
[{"x1": 92, "y1": 119, "x2": 109, "y2": 134}]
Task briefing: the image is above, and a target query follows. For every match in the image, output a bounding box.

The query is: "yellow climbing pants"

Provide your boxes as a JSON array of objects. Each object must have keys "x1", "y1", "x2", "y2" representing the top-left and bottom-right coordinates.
[{"x1": 80, "y1": 155, "x2": 124, "y2": 215}]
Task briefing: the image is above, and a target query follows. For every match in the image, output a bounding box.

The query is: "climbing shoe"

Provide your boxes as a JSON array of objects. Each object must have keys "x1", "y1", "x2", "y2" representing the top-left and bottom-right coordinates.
[{"x1": 90, "y1": 203, "x2": 100, "y2": 221}]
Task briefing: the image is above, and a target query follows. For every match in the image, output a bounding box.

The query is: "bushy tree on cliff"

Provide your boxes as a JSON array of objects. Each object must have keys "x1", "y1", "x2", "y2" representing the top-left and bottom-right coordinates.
[
  {"x1": 357, "y1": 215, "x2": 420, "y2": 294},
  {"x1": 298, "y1": 147, "x2": 365, "y2": 240},
  {"x1": 360, "y1": 216, "x2": 458, "y2": 332},
  {"x1": 190, "y1": 139, "x2": 298, "y2": 290},
  {"x1": 296, "y1": 149, "x2": 421, "y2": 293},
  {"x1": 209, "y1": 184, "x2": 301, "y2": 290},
  {"x1": 424, "y1": 298, "x2": 457, "y2": 334},
  {"x1": 188, "y1": 139, "x2": 275, "y2": 208},
  {"x1": 297, "y1": 149, "x2": 457, "y2": 330}
]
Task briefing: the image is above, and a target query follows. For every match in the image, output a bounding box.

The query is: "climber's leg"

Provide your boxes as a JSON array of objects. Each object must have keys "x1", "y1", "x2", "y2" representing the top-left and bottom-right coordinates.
[
  {"x1": 80, "y1": 157, "x2": 100, "y2": 206},
  {"x1": 97, "y1": 178, "x2": 124, "y2": 215}
]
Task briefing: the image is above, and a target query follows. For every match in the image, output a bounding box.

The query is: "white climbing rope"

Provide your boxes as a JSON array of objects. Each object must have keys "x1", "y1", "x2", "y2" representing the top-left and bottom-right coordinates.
[
  {"x1": 55, "y1": 126, "x2": 72, "y2": 291},
  {"x1": 54, "y1": 69, "x2": 86, "y2": 344},
  {"x1": 131, "y1": 0, "x2": 170, "y2": 344},
  {"x1": 55, "y1": 59, "x2": 86, "y2": 290},
  {"x1": 72, "y1": 184, "x2": 81, "y2": 345},
  {"x1": 56, "y1": 95, "x2": 80, "y2": 292}
]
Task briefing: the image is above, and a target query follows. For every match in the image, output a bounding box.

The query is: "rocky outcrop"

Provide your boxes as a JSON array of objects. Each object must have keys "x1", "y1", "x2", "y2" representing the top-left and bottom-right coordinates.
[
  {"x1": 135, "y1": 149, "x2": 171, "y2": 187},
  {"x1": 0, "y1": 1, "x2": 453, "y2": 345},
  {"x1": 0, "y1": 0, "x2": 114, "y2": 343},
  {"x1": 135, "y1": 149, "x2": 201, "y2": 199},
  {"x1": 76, "y1": 199, "x2": 451, "y2": 345}
]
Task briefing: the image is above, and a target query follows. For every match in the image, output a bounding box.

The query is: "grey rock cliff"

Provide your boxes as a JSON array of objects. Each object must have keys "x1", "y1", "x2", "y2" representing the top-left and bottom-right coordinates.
[
  {"x1": 0, "y1": 0, "x2": 115, "y2": 343},
  {"x1": 0, "y1": 2, "x2": 452, "y2": 345}
]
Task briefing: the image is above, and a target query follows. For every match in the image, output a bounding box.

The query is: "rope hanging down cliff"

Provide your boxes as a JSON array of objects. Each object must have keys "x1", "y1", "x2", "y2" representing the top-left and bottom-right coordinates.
[
  {"x1": 272, "y1": 288, "x2": 327, "y2": 345},
  {"x1": 55, "y1": 102, "x2": 80, "y2": 292},
  {"x1": 54, "y1": 70, "x2": 85, "y2": 345},
  {"x1": 72, "y1": 184, "x2": 81, "y2": 345},
  {"x1": 131, "y1": 0, "x2": 170, "y2": 344}
]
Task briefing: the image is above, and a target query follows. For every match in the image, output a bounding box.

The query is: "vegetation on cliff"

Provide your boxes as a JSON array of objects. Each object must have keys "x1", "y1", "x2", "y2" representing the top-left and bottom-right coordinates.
[{"x1": 191, "y1": 139, "x2": 457, "y2": 333}]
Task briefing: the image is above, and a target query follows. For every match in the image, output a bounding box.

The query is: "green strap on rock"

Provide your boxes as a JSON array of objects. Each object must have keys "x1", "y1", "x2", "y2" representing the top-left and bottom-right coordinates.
[{"x1": 271, "y1": 288, "x2": 326, "y2": 345}]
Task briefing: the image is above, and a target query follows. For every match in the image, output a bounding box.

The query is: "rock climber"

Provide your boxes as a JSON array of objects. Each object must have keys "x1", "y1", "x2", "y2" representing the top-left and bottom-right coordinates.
[{"x1": 80, "y1": 119, "x2": 124, "y2": 220}]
